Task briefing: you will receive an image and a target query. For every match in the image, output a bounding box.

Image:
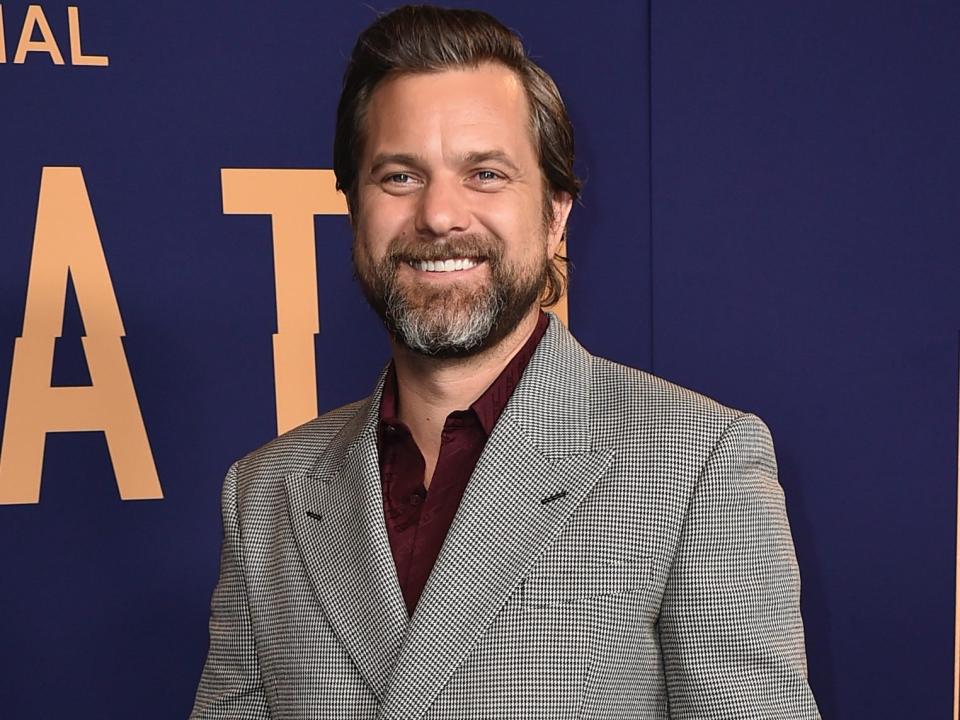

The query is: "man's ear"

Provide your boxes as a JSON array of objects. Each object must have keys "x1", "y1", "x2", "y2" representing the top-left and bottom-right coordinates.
[
  {"x1": 345, "y1": 197, "x2": 360, "y2": 234},
  {"x1": 344, "y1": 194, "x2": 355, "y2": 227},
  {"x1": 547, "y1": 191, "x2": 574, "y2": 257}
]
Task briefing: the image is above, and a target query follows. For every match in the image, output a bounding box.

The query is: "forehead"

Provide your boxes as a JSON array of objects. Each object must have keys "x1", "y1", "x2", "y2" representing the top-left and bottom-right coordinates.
[{"x1": 362, "y1": 63, "x2": 535, "y2": 161}]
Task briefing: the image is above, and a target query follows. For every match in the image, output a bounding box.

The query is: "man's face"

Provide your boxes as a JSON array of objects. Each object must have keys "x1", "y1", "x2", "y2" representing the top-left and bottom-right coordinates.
[{"x1": 352, "y1": 62, "x2": 571, "y2": 357}]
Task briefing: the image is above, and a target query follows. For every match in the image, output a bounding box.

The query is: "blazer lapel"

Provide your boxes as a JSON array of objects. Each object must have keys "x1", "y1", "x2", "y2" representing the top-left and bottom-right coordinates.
[
  {"x1": 284, "y1": 384, "x2": 408, "y2": 702},
  {"x1": 379, "y1": 316, "x2": 612, "y2": 720}
]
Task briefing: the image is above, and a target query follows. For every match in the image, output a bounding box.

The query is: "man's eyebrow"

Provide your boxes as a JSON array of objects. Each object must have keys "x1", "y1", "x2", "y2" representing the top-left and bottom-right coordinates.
[
  {"x1": 369, "y1": 150, "x2": 522, "y2": 175},
  {"x1": 459, "y1": 150, "x2": 520, "y2": 173},
  {"x1": 369, "y1": 153, "x2": 424, "y2": 175}
]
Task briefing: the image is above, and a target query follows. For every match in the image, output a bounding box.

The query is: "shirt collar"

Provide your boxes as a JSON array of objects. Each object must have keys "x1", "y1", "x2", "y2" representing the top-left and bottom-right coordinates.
[{"x1": 379, "y1": 310, "x2": 549, "y2": 437}]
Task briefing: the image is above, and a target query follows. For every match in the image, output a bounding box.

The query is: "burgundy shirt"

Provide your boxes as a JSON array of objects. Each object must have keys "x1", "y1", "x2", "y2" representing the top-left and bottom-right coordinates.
[{"x1": 378, "y1": 312, "x2": 549, "y2": 616}]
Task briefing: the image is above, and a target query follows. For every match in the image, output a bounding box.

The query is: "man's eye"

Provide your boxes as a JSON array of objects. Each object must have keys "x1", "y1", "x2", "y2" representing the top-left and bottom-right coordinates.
[
  {"x1": 385, "y1": 173, "x2": 414, "y2": 184},
  {"x1": 474, "y1": 170, "x2": 502, "y2": 182}
]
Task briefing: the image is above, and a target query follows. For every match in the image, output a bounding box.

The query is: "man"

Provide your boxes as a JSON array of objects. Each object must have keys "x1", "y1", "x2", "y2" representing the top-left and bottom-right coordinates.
[{"x1": 192, "y1": 5, "x2": 820, "y2": 719}]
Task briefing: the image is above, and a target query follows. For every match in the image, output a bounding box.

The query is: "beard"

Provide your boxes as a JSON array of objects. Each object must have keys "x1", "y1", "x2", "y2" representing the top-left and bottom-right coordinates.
[{"x1": 354, "y1": 231, "x2": 548, "y2": 358}]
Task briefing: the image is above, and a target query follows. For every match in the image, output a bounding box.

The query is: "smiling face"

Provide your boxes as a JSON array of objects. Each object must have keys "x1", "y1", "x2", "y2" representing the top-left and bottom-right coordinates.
[{"x1": 351, "y1": 62, "x2": 571, "y2": 357}]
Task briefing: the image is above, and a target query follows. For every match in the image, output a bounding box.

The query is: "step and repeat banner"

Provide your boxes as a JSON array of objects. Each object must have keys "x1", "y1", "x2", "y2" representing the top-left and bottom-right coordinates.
[{"x1": 0, "y1": 1, "x2": 956, "y2": 718}]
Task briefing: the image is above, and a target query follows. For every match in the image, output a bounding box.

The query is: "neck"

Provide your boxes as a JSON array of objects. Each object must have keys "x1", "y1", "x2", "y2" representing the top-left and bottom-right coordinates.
[{"x1": 388, "y1": 307, "x2": 542, "y2": 479}]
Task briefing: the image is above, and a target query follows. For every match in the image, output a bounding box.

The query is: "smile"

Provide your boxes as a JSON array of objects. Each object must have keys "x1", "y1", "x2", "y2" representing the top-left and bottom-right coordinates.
[{"x1": 407, "y1": 258, "x2": 481, "y2": 273}]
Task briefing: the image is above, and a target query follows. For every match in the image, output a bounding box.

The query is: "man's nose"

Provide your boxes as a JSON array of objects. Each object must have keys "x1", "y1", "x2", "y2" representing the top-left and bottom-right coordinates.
[{"x1": 414, "y1": 177, "x2": 470, "y2": 237}]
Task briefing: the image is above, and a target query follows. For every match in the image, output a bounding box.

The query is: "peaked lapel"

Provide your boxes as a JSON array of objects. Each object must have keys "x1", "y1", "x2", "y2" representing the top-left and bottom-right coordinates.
[
  {"x1": 284, "y1": 378, "x2": 408, "y2": 702},
  {"x1": 379, "y1": 316, "x2": 613, "y2": 720}
]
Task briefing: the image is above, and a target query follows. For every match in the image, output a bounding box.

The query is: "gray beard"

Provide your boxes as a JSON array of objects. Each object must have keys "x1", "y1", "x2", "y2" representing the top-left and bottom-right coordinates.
[
  {"x1": 354, "y1": 233, "x2": 547, "y2": 359},
  {"x1": 382, "y1": 280, "x2": 507, "y2": 356}
]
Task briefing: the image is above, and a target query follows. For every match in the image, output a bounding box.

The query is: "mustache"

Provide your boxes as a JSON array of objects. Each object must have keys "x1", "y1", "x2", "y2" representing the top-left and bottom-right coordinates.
[{"x1": 385, "y1": 234, "x2": 503, "y2": 264}]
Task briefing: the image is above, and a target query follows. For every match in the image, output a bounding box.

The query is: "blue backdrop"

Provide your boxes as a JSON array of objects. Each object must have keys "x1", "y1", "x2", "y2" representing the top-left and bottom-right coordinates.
[{"x1": 0, "y1": 1, "x2": 956, "y2": 718}]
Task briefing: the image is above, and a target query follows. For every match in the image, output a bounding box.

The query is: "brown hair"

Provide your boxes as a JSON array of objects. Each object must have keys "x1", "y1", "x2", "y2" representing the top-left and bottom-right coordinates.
[{"x1": 334, "y1": 4, "x2": 580, "y2": 307}]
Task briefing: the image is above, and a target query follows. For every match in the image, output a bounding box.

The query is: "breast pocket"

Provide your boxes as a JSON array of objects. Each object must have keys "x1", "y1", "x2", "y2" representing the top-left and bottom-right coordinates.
[{"x1": 521, "y1": 555, "x2": 652, "y2": 610}]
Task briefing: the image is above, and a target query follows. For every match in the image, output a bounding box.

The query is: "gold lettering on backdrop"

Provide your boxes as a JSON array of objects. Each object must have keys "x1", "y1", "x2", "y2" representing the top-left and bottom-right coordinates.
[
  {"x1": 2, "y1": 4, "x2": 107, "y2": 66},
  {"x1": 0, "y1": 5, "x2": 6, "y2": 63},
  {"x1": 67, "y1": 6, "x2": 107, "y2": 66},
  {"x1": 0, "y1": 167, "x2": 161, "y2": 505},
  {"x1": 13, "y1": 4, "x2": 63, "y2": 65},
  {"x1": 221, "y1": 169, "x2": 348, "y2": 434}
]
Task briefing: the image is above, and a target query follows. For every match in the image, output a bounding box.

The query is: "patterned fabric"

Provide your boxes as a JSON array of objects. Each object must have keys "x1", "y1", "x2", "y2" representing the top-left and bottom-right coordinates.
[
  {"x1": 191, "y1": 314, "x2": 821, "y2": 719},
  {"x1": 379, "y1": 310, "x2": 549, "y2": 617}
]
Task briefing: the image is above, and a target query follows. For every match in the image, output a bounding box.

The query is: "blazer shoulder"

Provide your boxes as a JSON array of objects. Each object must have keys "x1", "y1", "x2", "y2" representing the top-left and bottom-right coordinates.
[
  {"x1": 589, "y1": 354, "x2": 748, "y2": 448},
  {"x1": 231, "y1": 398, "x2": 368, "y2": 484}
]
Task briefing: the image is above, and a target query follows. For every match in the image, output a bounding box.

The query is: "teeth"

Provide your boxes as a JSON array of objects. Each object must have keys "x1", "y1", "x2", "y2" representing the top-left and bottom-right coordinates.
[{"x1": 412, "y1": 258, "x2": 479, "y2": 273}]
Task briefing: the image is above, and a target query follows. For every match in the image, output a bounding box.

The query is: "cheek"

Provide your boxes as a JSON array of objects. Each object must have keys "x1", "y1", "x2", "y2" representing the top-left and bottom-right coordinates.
[
  {"x1": 475, "y1": 196, "x2": 542, "y2": 243},
  {"x1": 357, "y1": 196, "x2": 410, "y2": 250},
  {"x1": 482, "y1": 215, "x2": 547, "y2": 267}
]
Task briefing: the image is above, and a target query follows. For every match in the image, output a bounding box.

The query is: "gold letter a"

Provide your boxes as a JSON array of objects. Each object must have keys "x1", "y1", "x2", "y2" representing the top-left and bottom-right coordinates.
[{"x1": 0, "y1": 167, "x2": 161, "y2": 504}]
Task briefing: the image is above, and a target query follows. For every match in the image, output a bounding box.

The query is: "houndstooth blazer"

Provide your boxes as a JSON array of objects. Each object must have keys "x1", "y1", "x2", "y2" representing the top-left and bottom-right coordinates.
[{"x1": 191, "y1": 314, "x2": 820, "y2": 719}]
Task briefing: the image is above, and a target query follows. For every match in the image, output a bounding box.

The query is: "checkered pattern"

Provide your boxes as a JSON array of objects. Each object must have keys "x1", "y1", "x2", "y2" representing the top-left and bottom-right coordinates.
[{"x1": 191, "y1": 314, "x2": 820, "y2": 719}]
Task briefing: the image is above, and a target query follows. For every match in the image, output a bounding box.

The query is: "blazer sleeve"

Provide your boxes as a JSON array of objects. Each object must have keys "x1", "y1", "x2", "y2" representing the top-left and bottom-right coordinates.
[
  {"x1": 658, "y1": 413, "x2": 821, "y2": 719},
  {"x1": 191, "y1": 462, "x2": 271, "y2": 720}
]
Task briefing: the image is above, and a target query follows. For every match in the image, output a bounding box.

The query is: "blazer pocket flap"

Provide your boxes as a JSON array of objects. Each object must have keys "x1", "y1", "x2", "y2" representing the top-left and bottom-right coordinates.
[{"x1": 522, "y1": 556, "x2": 651, "y2": 607}]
